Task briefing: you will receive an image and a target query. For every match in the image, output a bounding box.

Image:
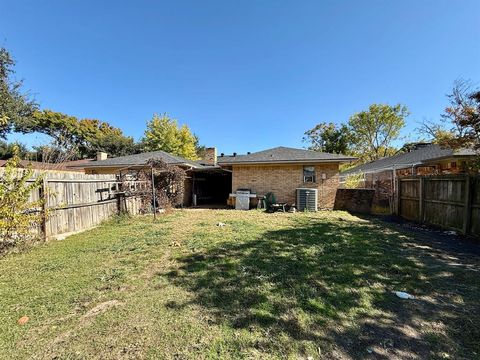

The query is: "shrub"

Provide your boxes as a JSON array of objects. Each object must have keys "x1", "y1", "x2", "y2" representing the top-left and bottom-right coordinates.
[{"x1": 0, "y1": 151, "x2": 44, "y2": 250}]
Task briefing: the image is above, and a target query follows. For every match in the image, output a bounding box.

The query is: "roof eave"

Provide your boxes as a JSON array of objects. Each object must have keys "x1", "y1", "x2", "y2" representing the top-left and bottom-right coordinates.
[
  {"x1": 80, "y1": 162, "x2": 201, "y2": 169},
  {"x1": 217, "y1": 158, "x2": 356, "y2": 166},
  {"x1": 421, "y1": 154, "x2": 477, "y2": 164}
]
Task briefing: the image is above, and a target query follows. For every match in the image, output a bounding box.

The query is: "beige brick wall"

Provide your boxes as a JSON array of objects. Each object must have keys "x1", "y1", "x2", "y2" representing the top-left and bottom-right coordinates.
[{"x1": 231, "y1": 163, "x2": 340, "y2": 209}]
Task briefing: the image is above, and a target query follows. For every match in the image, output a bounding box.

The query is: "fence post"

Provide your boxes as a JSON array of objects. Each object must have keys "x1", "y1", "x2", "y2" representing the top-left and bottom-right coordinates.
[
  {"x1": 463, "y1": 175, "x2": 472, "y2": 235},
  {"x1": 419, "y1": 177, "x2": 425, "y2": 223},
  {"x1": 151, "y1": 166, "x2": 157, "y2": 220},
  {"x1": 39, "y1": 178, "x2": 48, "y2": 241},
  {"x1": 394, "y1": 178, "x2": 400, "y2": 215}
]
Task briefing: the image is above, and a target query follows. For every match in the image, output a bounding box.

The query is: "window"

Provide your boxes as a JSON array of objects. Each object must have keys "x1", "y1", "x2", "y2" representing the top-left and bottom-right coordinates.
[{"x1": 303, "y1": 166, "x2": 316, "y2": 183}]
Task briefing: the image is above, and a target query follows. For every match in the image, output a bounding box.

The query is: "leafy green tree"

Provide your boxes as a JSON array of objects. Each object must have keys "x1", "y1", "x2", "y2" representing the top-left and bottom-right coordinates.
[
  {"x1": 143, "y1": 114, "x2": 199, "y2": 160},
  {"x1": 78, "y1": 120, "x2": 138, "y2": 157},
  {"x1": 17, "y1": 110, "x2": 138, "y2": 159},
  {"x1": 16, "y1": 110, "x2": 81, "y2": 150},
  {"x1": 348, "y1": 104, "x2": 408, "y2": 162},
  {"x1": 88, "y1": 124, "x2": 139, "y2": 157},
  {"x1": 0, "y1": 140, "x2": 29, "y2": 160},
  {"x1": 194, "y1": 134, "x2": 207, "y2": 159},
  {"x1": 303, "y1": 122, "x2": 352, "y2": 154},
  {"x1": 0, "y1": 47, "x2": 38, "y2": 138}
]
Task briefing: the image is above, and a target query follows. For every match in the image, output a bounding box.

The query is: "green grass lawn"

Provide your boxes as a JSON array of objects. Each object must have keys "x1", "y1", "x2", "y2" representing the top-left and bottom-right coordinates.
[{"x1": 1, "y1": 210, "x2": 479, "y2": 359}]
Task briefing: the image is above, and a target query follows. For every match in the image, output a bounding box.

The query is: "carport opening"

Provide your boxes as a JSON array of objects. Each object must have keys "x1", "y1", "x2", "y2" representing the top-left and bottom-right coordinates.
[{"x1": 191, "y1": 169, "x2": 232, "y2": 207}]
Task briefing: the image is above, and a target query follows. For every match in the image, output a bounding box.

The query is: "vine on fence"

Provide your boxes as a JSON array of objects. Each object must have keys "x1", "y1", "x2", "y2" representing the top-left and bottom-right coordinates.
[
  {"x1": 119, "y1": 159, "x2": 186, "y2": 213},
  {"x1": 344, "y1": 173, "x2": 365, "y2": 189}
]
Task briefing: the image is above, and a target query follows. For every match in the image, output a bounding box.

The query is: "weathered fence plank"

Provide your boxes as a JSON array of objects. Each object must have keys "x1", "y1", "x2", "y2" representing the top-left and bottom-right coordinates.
[
  {"x1": 1, "y1": 168, "x2": 142, "y2": 239},
  {"x1": 396, "y1": 175, "x2": 479, "y2": 238}
]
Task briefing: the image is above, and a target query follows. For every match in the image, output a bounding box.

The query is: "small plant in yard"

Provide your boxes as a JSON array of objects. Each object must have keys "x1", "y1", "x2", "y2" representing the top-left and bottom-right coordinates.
[{"x1": 0, "y1": 149, "x2": 44, "y2": 251}]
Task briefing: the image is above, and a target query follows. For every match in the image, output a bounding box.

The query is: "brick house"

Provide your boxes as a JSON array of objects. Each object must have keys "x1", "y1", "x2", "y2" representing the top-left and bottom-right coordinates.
[
  {"x1": 340, "y1": 143, "x2": 477, "y2": 212},
  {"x1": 77, "y1": 146, "x2": 354, "y2": 209},
  {"x1": 217, "y1": 147, "x2": 355, "y2": 209}
]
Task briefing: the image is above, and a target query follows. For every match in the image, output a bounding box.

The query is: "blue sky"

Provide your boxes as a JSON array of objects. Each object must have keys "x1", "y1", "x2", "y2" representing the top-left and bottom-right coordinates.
[{"x1": 2, "y1": 0, "x2": 479, "y2": 154}]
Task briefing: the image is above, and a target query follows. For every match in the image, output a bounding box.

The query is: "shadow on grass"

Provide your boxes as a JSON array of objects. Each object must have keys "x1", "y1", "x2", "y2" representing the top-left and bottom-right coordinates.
[{"x1": 164, "y1": 216, "x2": 480, "y2": 358}]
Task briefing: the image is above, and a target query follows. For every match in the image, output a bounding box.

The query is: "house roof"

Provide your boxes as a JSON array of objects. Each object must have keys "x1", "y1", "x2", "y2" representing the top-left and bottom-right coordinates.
[
  {"x1": 79, "y1": 150, "x2": 201, "y2": 169},
  {"x1": 0, "y1": 159, "x2": 88, "y2": 172},
  {"x1": 342, "y1": 144, "x2": 477, "y2": 175},
  {"x1": 216, "y1": 146, "x2": 356, "y2": 165}
]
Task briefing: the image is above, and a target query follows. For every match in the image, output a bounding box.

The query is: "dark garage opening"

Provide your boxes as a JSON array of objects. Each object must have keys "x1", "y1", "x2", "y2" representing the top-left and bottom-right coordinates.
[{"x1": 191, "y1": 168, "x2": 232, "y2": 207}]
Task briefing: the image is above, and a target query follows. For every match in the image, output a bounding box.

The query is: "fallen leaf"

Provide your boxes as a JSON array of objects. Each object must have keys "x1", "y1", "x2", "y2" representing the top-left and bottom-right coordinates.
[{"x1": 18, "y1": 316, "x2": 29, "y2": 325}]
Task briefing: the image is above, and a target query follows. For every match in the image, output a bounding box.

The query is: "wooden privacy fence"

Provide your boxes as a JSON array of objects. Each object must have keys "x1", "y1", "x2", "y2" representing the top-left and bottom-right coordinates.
[
  {"x1": 395, "y1": 175, "x2": 479, "y2": 238},
  {"x1": 19, "y1": 170, "x2": 143, "y2": 239}
]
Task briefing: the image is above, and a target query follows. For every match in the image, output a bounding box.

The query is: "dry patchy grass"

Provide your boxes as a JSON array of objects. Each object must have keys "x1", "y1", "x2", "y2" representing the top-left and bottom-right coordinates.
[{"x1": 0, "y1": 210, "x2": 479, "y2": 359}]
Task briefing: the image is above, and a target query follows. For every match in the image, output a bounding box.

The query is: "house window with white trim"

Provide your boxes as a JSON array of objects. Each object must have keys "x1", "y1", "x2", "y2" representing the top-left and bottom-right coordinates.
[{"x1": 303, "y1": 166, "x2": 316, "y2": 183}]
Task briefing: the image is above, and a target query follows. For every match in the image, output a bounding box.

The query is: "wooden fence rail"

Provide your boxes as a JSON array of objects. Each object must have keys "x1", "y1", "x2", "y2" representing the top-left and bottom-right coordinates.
[
  {"x1": 395, "y1": 175, "x2": 479, "y2": 238},
  {"x1": 2, "y1": 169, "x2": 142, "y2": 240}
]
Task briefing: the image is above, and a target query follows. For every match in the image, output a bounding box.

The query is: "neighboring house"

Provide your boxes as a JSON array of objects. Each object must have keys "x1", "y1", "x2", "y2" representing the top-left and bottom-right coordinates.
[
  {"x1": 79, "y1": 150, "x2": 203, "y2": 174},
  {"x1": 78, "y1": 146, "x2": 355, "y2": 209},
  {"x1": 77, "y1": 150, "x2": 215, "y2": 206},
  {"x1": 340, "y1": 143, "x2": 477, "y2": 211}
]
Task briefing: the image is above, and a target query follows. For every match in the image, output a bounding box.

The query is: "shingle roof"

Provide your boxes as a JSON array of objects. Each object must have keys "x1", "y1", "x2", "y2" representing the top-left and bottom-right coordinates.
[
  {"x1": 0, "y1": 159, "x2": 88, "y2": 172},
  {"x1": 80, "y1": 150, "x2": 201, "y2": 169},
  {"x1": 342, "y1": 144, "x2": 477, "y2": 175},
  {"x1": 217, "y1": 146, "x2": 355, "y2": 165}
]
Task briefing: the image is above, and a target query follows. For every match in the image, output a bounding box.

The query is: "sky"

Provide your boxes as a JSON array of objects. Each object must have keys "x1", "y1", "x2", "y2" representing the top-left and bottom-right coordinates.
[{"x1": 2, "y1": 0, "x2": 480, "y2": 154}]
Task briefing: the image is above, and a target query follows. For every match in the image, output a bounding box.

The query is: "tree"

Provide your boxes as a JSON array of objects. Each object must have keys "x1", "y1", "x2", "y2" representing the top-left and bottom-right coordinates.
[
  {"x1": 16, "y1": 110, "x2": 82, "y2": 152},
  {"x1": 142, "y1": 114, "x2": 199, "y2": 160},
  {"x1": 441, "y1": 80, "x2": 480, "y2": 152},
  {"x1": 16, "y1": 110, "x2": 138, "y2": 159},
  {"x1": 194, "y1": 134, "x2": 207, "y2": 159},
  {"x1": 0, "y1": 140, "x2": 29, "y2": 160},
  {"x1": 417, "y1": 119, "x2": 456, "y2": 145},
  {"x1": 418, "y1": 80, "x2": 480, "y2": 158},
  {"x1": 303, "y1": 122, "x2": 352, "y2": 154},
  {"x1": 82, "y1": 121, "x2": 138, "y2": 158},
  {"x1": 0, "y1": 47, "x2": 38, "y2": 139},
  {"x1": 348, "y1": 104, "x2": 408, "y2": 162}
]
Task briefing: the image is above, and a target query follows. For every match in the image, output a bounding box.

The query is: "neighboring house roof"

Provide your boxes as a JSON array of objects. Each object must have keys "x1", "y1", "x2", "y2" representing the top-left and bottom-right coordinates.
[
  {"x1": 0, "y1": 159, "x2": 88, "y2": 172},
  {"x1": 79, "y1": 150, "x2": 201, "y2": 169},
  {"x1": 342, "y1": 144, "x2": 477, "y2": 175},
  {"x1": 63, "y1": 158, "x2": 94, "y2": 168},
  {"x1": 217, "y1": 146, "x2": 356, "y2": 165}
]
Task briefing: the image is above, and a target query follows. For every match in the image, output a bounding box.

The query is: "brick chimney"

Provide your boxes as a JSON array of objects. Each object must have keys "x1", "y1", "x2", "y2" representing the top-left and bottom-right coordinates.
[
  {"x1": 203, "y1": 147, "x2": 217, "y2": 166},
  {"x1": 96, "y1": 152, "x2": 108, "y2": 161}
]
